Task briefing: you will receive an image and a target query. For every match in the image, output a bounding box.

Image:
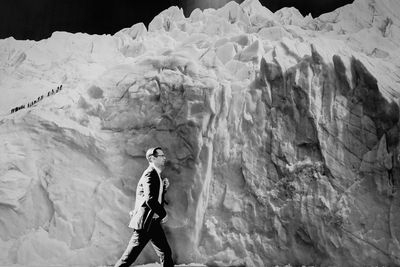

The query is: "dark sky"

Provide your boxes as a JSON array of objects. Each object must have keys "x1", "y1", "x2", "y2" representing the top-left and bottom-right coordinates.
[{"x1": 0, "y1": 0, "x2": 354, "y2": 41}]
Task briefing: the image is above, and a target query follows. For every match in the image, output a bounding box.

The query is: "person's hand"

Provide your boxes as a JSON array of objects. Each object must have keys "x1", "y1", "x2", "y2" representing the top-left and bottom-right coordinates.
[
  {"x1": 161, "y1": 214, "x2": 168, "y2": 224},
  {"x1": 163, "y1": 178, "x2": 170, "y2": 190}
]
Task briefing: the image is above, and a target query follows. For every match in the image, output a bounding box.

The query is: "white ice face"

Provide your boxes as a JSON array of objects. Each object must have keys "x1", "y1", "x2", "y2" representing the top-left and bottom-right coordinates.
[{"x1": 1, "y1": 0, "x2": 400, "y2": 266}]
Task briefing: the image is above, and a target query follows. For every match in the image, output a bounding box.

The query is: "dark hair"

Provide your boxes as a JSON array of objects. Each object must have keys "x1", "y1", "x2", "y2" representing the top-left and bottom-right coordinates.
[
  {"x1": 152, "y1": 147, "x2": 162, "y2": 157},
  {"x1": 146, "y1": 147, "x2": 162, "y2": 161}
]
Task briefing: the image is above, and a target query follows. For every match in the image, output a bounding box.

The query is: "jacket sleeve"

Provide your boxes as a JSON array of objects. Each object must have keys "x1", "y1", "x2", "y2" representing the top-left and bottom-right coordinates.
[{"x1": 142, "y1": 171, "x2": 167, "y2": 219}]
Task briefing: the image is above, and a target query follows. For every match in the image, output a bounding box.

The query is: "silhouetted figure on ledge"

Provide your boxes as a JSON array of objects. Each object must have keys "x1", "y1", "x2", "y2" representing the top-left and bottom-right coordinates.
[{"x1": 10, "y1": 84, "x2": 65, "y2": 115}]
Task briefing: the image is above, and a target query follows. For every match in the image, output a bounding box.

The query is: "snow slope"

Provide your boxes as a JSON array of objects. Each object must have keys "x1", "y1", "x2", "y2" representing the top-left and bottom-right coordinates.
[{"x1": 0, "y1": 0, "x2": 400, "y2": 266}]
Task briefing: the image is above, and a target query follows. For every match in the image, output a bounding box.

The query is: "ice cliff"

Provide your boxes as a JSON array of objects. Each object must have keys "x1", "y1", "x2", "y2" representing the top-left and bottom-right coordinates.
[{"x1": 1, "y1": 0, "x2": 400, "y2": 266}]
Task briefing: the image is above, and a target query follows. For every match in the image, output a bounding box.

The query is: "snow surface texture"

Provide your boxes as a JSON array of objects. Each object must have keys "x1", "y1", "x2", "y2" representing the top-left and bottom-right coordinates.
[{"x1": 1, "y1": 0, "x2": 400, "y2": 266}]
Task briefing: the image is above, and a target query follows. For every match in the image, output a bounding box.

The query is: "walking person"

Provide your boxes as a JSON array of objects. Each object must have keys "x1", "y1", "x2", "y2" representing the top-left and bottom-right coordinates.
[{"x1": 114, "y1": 147, "x2": 174, "y2": 267}]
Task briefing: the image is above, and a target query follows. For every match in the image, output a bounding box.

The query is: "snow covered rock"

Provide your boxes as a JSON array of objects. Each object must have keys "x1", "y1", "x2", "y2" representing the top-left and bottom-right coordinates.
[{"x1": 0, "y1": 0, "x2": 400, "y2": 266}]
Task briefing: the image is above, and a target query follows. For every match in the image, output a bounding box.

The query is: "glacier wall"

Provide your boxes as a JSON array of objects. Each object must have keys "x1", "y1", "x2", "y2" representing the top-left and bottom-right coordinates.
[{"x1": 1, "y1": 0, "x2": 400, "y2": 266}]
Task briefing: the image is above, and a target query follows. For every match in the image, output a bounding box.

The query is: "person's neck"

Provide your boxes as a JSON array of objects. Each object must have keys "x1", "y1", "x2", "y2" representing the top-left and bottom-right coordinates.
[{"x1": 150, "y1": 162, "x2": 162, "y2": 174}]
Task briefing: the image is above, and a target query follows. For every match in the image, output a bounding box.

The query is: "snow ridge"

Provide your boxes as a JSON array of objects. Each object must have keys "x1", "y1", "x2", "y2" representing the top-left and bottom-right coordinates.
[{"x1": 0, "y1": 0, "x2": 400, "y2": 266}]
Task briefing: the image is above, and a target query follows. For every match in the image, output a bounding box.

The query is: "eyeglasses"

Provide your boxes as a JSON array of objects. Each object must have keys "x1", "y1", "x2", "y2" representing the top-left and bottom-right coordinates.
[{"x1": 155, "y1": 154, "x2": 166, "y2": 158}]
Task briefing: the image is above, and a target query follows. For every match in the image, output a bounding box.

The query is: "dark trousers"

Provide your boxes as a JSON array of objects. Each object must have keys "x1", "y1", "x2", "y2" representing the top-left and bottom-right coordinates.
[{"x1": 114, "y1": 219, "x2": 174, "y2": 267}]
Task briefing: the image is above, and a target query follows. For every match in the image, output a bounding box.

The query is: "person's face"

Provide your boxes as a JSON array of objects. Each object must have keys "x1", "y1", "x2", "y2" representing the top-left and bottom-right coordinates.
[{"x1": 151, "y1": 149, "x2": 166, "y2": 170}]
